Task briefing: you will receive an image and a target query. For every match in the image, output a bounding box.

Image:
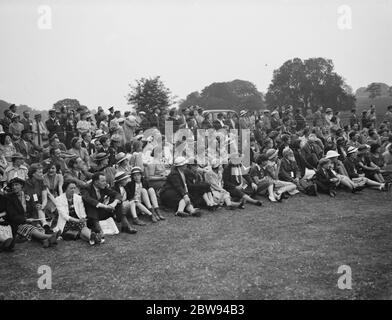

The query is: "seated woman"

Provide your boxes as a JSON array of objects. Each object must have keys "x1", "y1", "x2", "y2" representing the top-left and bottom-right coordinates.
[
  {"x1": 43, "y1": 162, "x2": 64, "y2": 218},
  {"x1": 115, "y1": 152, "x2": 131, "y2": 173},
  {"x1": 185, "y1": 158, "x2": 218, "y2": 210},
  {"x1": 126, "y1": 166, "x2": 165, "y2": 221},
  {"x1": 2, "y1": 177, "x2": 59, "y2": 248},
  {"x1": 204, "y1": 159, "x2": 245, "y2": 210},
  {"x1": 325, "y1": 150, "x2": 363, "y2": 193},
  {"x1": 356, "y1": 144, "x2": 384, "y2": 182},
  {"x1": 315, "y1": 158, "x2": 340, "y2": 197},
  {"x1": 24, "y1": 163, "x2": 53, "y2": 233},
  {"x1": 344, "y1": 146, "x2": 388, "y2": 191},
  {"x1": 249, "y1": 154, "x2": 278, "y2": 202},
  {"x1": 264, "y1": 149, "x2": 298, "y2": 199},
  {"x1": 222, "y1": 153, "x2": 263, "y2": 206},
  {"x1": 113, "y1": 172, "x2": 145, "y2": 227},
  {"x1": 159, "y1": 157, "x2": 201, "y2": 217},
  {"x1": 53, "y1": 181, "x2": 101, "y2": 245},
  {"x1": 369, "y1": 143, "x2": 392, "y2": 183}
]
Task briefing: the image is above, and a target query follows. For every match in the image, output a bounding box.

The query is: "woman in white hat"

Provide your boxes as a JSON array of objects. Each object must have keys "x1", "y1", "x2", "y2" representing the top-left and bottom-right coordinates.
[
  {"x1": 159, "y1": 157, "x2": 201, "y2": 217},
  {"x1": 343, "y1": 146, "x2": 389, "y2": 191},
  {"x1": 115, "y1": 152, "x2": 131, "y2": 173},
  {"x1": 324, "y1": 150, "x2": 362, "y2": 192}
]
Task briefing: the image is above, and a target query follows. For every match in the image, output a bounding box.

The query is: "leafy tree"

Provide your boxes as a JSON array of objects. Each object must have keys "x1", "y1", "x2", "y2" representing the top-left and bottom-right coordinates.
[
  {"x1": 179, "y1": 79, "x2": 264, "y2": 112},
  {"x1": 53, "y1": 98, "x2": 84, "y2": 112},
  {"x1": 126, "y1": 76, "x2": 174, "y2": 116},
  {"x1": 265, "y1": 57, "x2": 356, "y2": 111},
  {"x1": 366, "y1": 82, "x2": 383, "y2": 99}
]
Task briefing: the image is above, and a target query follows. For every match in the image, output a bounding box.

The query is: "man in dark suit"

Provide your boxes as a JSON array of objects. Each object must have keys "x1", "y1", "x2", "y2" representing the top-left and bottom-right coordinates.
[
  {"x1": 20, "y1": 111, "x2": 33, "y2": 131},
  {"x1": 14, "y1": 129, "x2": 42, "y2": 164},
  {"x1": 81, "y1": 172, "x2": 136, "y2": 240},
  {"x1": 45, "y1": 109, "x2": 64, "y2": 142}
]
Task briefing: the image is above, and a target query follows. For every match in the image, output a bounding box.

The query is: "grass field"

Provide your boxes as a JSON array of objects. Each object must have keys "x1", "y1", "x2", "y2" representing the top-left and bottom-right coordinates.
[{"x1": 0, "y1": 189, "x2": 391, "y2": 300}]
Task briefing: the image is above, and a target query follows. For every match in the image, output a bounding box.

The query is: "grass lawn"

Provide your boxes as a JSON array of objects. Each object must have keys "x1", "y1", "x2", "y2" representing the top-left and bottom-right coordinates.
[{"x1": 0, "y1": 189, "x2": 391, "y2": 300}]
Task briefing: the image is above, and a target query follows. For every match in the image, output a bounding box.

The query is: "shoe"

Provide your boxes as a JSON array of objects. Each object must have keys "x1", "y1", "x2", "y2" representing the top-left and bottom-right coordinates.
[
  {"x1": 42, "y1": 239, "x2": 50, "y2": 248},
  {"x1": 154, "y1": 209, "x2": 166, "y2": 220},
  {"x1": 190, "y1": 209, "x2": 202, "y2": 217},
  {"x1": 268, "y1": 195, "x2": 277, "y2": 202},
  {"x1": 225, "y1": 205, "x2": 236, "y2": 210},
  {"x1": 43, "y1": 225, "x2": 54, "y2": 235},
  {"x1": 175, "y1": 211, "x2": 189, "y2": 217},
  {"x1": 100, "y1": 236, "x2": 106, "y2": 244},
  {"x1": 48, "y1": 231, "x2": 60, "y2": 246},
  {"x1": 329, "y1": 190, "x2": 336, "y2": 197},
  {"x1": 207, "y1": 205, "x2": 215, "y2": 211},
  {"x1": 89, "y1": 231, "x2": 101, "y2": 245},
  {"x1": 238, "y1": 199, "x2": 245, "y2": 209},
  {"x1": 150, "y1": 214, "x2": 159, "y2": 223},
  {"x1": 121, "y1": 226, "x2": 137, "y2": 234},
  {"x1": 2, "y1": 238, "x2": 14, "y2": 252},
  {"x1": 133, "y1": 218, "x2": 147, "y2": 226},
  {"x1": 255, "y1": 200, "x2": 263, "y2": 206},
  {"x1": 281, "y1": 192, "x2": 290, "y2": 200}
]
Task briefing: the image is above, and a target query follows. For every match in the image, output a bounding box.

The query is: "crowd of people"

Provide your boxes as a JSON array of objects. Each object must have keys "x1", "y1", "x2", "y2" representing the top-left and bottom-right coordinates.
[{"x1": 1, "y1": 102, "x2": 392, "y2": 252}]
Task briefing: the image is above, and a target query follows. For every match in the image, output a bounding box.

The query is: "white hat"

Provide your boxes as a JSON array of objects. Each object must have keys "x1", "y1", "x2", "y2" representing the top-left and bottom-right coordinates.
[
  {"x1": 174, "y1": 156, "x2": 188, "y2": 167},
  {"x1": 325, "y1": 150, "x2": 340, "y2": 159},
  {"x1": 94, "y1": 129, "x2": 106, "y2": 139},
  {"x1": 114, "y1": 172, "x2": 130, "y2": 183}
]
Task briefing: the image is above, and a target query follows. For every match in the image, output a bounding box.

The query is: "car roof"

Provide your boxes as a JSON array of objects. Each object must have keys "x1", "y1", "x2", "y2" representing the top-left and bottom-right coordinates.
[{"x1": 202, "y1": 109, "x2": 238, "y2": 114}]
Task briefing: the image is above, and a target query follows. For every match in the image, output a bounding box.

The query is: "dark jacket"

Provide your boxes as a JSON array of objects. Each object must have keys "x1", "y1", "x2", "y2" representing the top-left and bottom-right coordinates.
[
  {"x1": 222, "y1": 164, "x2": 252, "y2": 191},
  {"x1": 343, "y1": 157, "x2": 359, "y2": 179},
  {"x1": 1, "y1": 193, "x2": 37, "y2": 232},
  {"x1": 122, "y1": 179, "x2": 151, "y2": 200},
  {"x1": 81, "y1": 183, "x2": 122, "y2": 220},
  {"x1": 315, "y1": 168, "x2": 337, "y2": 191},
  {"x1": 160, "y1": 168, "x2": 188, "y2": 199},
  {"x1": 279, "y1": 158, "x2": 300, "y2": 182}
]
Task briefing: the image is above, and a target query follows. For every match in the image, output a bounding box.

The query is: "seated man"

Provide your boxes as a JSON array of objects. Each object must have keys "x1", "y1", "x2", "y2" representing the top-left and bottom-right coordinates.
[{"x1": 81, "y1": 172, "x2": 136, "y2": 242}]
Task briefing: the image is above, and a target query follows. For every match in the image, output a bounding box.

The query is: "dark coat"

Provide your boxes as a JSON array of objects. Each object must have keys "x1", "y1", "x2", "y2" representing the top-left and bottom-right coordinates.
[
  {"x1": 279, "y1": 158, "x2": 300, "y2": 182},
  {"x1": 80, "y1": 183, "x2": 122, "y2": 220},
  {"x1": 315, "y1": 168, "x2": 337, "y2": 193},
  {"x1": 159, "y1": 168, "x2": 189, "y2": 209},
  {"x1": 0, "y1": 193, "x2": 37, "y2": 234},
  {"x1": 122, "y1": 179, "x2": 151, "y2": 200}
]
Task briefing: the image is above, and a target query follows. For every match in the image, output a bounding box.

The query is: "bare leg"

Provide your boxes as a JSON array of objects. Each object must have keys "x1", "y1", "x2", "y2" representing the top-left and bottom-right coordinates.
[{"x1": 147, "y1": 188, "x2": 159, "y2": 208}]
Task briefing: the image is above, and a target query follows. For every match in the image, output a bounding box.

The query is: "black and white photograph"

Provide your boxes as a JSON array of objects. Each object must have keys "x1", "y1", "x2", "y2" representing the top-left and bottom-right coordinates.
[{"x1": 0, "y1": 0, "x2": 391, "y2": 304}]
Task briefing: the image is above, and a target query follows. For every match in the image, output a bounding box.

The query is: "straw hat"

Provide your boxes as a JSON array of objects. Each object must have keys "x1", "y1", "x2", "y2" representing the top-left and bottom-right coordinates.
[
  {"x1": 174, "y1": 156, "x2": 188, "y2": 167},
  {"x1": 114, "y1": 172, "x2": 130, "y2": 183},
  {"x1": 265, "y1": 149, "x2": 278, "y2": 160},
  {"x1": 130, "y1": 166, "x2": 143, "y2": 175},
  {"x1": 325, "y1": 150, "x2": 340, "y2": 159}
]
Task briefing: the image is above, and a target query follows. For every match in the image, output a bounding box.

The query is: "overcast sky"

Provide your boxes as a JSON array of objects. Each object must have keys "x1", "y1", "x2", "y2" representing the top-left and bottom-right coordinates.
[{"x1": 1, "y1": 0, "x2": 391, "y2": 111}]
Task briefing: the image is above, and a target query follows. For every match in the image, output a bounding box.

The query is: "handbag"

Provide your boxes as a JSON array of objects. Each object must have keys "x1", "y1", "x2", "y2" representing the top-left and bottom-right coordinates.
[
  {"x1": 0, "y1": 224, "x2": 13, "y2": 242},
  {"x1": 99, "y1": 217, "x2": 119, "y2": 235},
  {"x1": 62, "y1": 230, "x2": 79, "y2": 241}
]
